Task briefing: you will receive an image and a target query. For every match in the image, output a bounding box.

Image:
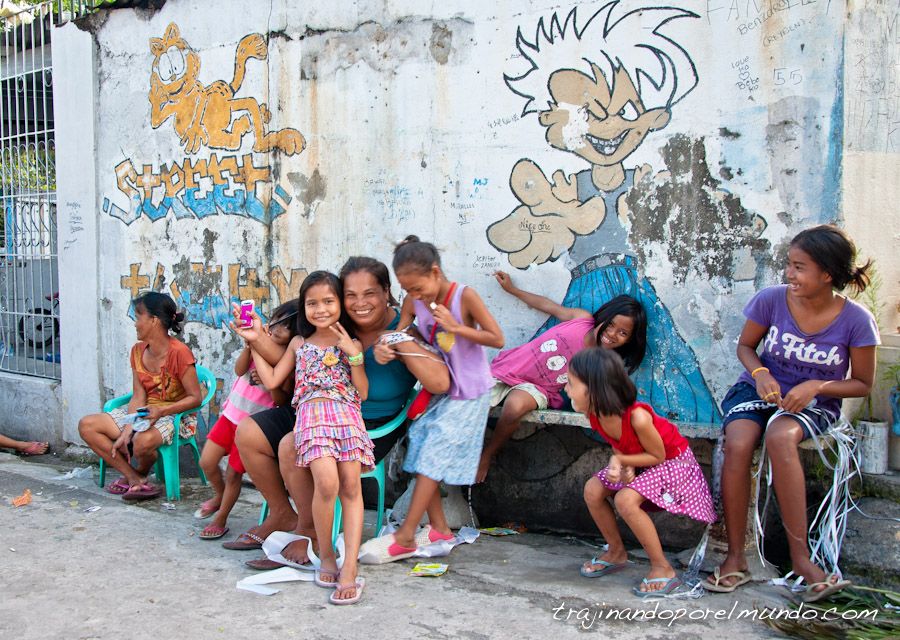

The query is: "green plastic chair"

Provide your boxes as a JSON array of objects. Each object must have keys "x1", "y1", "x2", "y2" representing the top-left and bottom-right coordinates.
[
  {"x1": 97, "y1": 365, "x2": 217, "y2": 500},
  {"x1": 258, "y1": 389, "x2": 415, "y2": 545}
]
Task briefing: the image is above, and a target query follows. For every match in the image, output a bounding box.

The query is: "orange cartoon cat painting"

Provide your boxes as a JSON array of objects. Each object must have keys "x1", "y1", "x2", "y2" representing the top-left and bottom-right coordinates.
[{"x1": 149, "y1": 23, "x2": 305, "y2": 156}]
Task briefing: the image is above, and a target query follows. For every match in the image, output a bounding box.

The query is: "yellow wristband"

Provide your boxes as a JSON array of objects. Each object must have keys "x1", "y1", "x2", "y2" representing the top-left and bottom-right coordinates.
[
  {"x1": 750, "y1": 367, "x2": 769, "y2": 379},
  {"x1": 348, "y1": 352, "x2": 364, "y2": 367}
]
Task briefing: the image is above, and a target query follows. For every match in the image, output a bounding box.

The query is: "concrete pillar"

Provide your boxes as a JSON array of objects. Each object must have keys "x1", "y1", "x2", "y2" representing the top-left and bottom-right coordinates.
[{"x1": 52, "y1": 22, "x2": 101, "y2": 444}]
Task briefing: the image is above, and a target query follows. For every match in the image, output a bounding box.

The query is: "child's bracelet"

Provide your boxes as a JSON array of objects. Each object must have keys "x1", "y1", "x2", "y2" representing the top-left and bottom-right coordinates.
[
  {"x1": 750, "y1": 366, "x2": 770, "y2": 379},
  {"x1": 348, "y1": 352, "x2": 364, "y2": 367}
]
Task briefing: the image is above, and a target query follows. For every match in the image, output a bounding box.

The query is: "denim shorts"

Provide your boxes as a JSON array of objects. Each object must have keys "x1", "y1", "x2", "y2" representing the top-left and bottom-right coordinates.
[{"x1": 721, "y1": 381, "x2": 836, "y2": 440}]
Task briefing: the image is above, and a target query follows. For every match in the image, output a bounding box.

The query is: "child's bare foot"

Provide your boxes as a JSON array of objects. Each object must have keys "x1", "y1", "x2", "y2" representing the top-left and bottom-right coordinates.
[
  {"x1": 581, "y1": 548, "x2": 628, "y2": 574},
  {"x1": 282, "y1": 537, "x2": 317, "y2": 565},
  {"x1": 637, "y1": 564, "x2": 677, "y2": 594},
  {"x1": 706, "y1": 555, "x2": 750, "y2": 591},
  {"x1": 17, "y1": 441, "x2": 49, "y2": 456},
  {"x1": 475, "y1": 451, "x2": 493, "y2": 483}
]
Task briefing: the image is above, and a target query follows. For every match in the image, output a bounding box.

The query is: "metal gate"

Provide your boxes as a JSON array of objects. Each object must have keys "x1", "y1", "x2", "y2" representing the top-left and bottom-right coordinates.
[{"x1": 0, "y1": 2, "x2": 58, "y2": 379}]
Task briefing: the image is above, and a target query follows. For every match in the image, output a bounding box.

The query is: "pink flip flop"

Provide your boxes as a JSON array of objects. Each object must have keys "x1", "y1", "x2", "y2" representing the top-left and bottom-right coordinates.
[
  {"x1": 414, "y1": 524, "x2": 455, "y2": 547},
  {"x1": 105, "y1": 477, "x2": 130, "y2": 495},
  {"x1": 329, "y1": 576, "x2": 365, "y2": 605},
  {"x1": 121, "y1": 482, "x2": 161, "y2": 501},
  {"x1": 193, "y1": 499, "x2": 219, "y2": 519},
  {"x1": 199, "y1": 524, "x2": 229, "y2": 540}
]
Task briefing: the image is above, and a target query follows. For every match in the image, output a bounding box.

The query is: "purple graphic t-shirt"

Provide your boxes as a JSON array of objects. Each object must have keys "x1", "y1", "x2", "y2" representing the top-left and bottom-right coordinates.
[{"x1": 736, "y1": 285, "x2": 880, "y2": 418}]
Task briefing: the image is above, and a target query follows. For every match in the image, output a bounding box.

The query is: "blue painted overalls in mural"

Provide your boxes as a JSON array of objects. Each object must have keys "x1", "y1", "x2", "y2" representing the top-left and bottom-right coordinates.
[{"x1": 536, "y1": 168, "x2": 720, "y2": 424}]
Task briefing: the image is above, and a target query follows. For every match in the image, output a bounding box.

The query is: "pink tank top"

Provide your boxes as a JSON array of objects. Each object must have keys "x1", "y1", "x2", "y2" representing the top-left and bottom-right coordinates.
[
  {"x1": 221, "y1": 362, "x2": 276, "y2": 423},
  {"x1": 413, "y1": 284, "x2": 493, "y2": 400},
  {"x1": 490, "y1": 317, "x2": 595, "y2": 408}
]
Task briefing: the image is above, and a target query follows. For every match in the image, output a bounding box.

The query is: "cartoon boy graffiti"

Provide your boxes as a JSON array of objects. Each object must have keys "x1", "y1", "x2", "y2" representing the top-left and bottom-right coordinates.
[{"x1": 488, "y1": 1, "x2": 719, "y2": 422}]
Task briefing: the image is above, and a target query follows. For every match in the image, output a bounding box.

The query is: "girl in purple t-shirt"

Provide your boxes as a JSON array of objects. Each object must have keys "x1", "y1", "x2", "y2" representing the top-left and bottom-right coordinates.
[
  {"x1": 476, "y1": 271, "x2": 647, "y2": 483},
  {"x1": 707, "y1": 225, "x2": 879, "y2": 602}
]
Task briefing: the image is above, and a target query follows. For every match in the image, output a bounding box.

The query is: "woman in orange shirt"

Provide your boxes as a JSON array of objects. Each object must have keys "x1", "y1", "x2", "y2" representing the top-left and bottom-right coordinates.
[{"x1": 79, "y1": 292, "x2": 204, "y2": 500}]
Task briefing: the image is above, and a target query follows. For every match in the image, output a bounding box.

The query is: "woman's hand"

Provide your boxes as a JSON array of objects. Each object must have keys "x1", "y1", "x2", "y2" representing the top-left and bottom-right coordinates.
[
  {"x1": 329, "y1": 322, "x2": 361, "y2": 358},
  {"x1": 373, "y1": 341, "x2": 397, "y2": 365},
  {"x1": 143, "y1": 405, "x2": 165, "y2": 424},
  {"x1": 754, "y1": 371, "x2": 783, "y2": 407},
  {"x1": 494, "y1": 270, "x2": 516, "y2": 294},
  {"x1": 621, "y1": 466, "x2": 635, "y2": 484},
  {"x1": 431, "y1": 304, "x2": 462, "y2": 333},
  {"x1": 780, "y1": 380, "x2": 822, "y2": 413},
  {"x1": 111, "y1": 429, "x2": 131, "y2": 461}
]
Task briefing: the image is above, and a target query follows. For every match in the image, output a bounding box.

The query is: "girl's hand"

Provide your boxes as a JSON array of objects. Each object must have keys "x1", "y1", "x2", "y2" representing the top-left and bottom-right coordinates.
[
  {"x1": 249, "y1": 369, "x2": 262, "y2": 385},
  {"x1": 621, "y1": 466, "x2": 636, "y2": 484},
  {"x1": 373, "y1": 342, "x2": 397, "y2": 365},
  {"x1": 493, "y1": 270, "x2": 516, "y2": 293},
  {"x1": 329, "y1": 322, "x2": 361, "y2": 357},
  {"x1": 754, "y1": 371, "x2": 783, "y2": 407},
  {"x1": 431, "y1": 304, "x2": 462, "y2": 333},
  {"x1": 605, "y1": 455, "x2": 623, "y2": 483},
  {"x1": 780, "y1": 380, "x2": 822, "y2": 413},
  {"x1": 229, "y1": 302, "x2": 261, "y2": 342}
]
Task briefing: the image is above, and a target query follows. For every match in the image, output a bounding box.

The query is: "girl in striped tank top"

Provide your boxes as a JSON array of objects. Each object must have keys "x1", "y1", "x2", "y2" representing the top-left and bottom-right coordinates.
[{"x1": 197, "y1": 299, "x2": 298, "y2": 540}]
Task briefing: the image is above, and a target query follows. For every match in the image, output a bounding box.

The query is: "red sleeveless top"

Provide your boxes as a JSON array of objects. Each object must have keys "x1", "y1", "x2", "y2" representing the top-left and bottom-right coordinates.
[{"x1": 589, "y1": 402, "x2": 688, "y2": 460}]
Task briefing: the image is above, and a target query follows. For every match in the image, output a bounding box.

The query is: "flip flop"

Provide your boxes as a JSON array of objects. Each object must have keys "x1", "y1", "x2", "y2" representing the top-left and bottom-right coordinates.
[
  {"x1": 414, "y1": 525, "x2": 455, "y2": 547},
  {"x1": 329, "y1": 576, "x2": 365, "y2": 605},
  {"x1": 800, "y1": 576, "x2": 852, "y2": 603},
  {"x1": 633, "y1": 576, "x2": 682, "y2": 599},
  {"x1": 245, "y1": 557, "x2": 287, "y2": 571},
  {"x1": 704, "y1": 567, "x2": 751, "y2": 593},
  {"x1": 199, "y1": 524, "x2": 229, "y2": 540},
  {"x1": 121, "y1": 482, "x2": 161, "y2": 502},
  {"x1": 314, "y1": 569, "x2": 340, "y2": 589},
  {"x1": 105, "y1": 477, "x2": 130, "y2": 495},
  {"x1": 222, "y1": 531, "x2": 265, "y2": 550},
  {"x1": 20, "y1": 441, "x2": 48, "y2": 456},
  {"x1": 580, "y1": 557, "x2": 632, "y2": 578},
  {"x1": 193, "y1": 499, "x2": 219, "y2": 519}
]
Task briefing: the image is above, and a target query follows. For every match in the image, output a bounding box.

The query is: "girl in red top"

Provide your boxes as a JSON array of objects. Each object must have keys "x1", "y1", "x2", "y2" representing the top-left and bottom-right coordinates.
[{"x1": 567, "y1": 347, "x2": 715, "y2": 598}]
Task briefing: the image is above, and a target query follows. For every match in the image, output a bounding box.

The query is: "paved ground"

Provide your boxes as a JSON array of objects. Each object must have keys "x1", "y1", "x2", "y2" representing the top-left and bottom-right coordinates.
[{"x1": 0, "y1": 452, "x2": 804, "y2": 639}]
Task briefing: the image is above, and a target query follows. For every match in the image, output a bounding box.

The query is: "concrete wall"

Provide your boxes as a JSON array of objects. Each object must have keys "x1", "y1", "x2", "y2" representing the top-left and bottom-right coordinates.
[{"x1": 34, "y1": 0, "x2": 896, "y2": 449}]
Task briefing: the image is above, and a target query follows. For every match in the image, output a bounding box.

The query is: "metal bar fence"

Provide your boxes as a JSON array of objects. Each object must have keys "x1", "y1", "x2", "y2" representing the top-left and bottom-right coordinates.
[{"x1": 1, "y1": 1, "x2": 59, "y2": 379}]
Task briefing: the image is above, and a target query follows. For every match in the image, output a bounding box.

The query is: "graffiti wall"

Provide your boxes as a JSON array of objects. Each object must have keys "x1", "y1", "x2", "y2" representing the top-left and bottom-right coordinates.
[{"x1": 71, "y1": 0, "x2": 855, "y2": 422}]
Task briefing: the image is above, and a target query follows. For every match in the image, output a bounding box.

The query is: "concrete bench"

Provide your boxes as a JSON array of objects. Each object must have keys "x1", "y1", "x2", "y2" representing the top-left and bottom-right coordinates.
[{"x1": 480, "y1": 406, "x2": 836, "y2": 580}]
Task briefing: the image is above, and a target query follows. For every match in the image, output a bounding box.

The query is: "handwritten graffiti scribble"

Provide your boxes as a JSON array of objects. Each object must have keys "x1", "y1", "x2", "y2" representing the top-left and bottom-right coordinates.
[
  {"x1": 149, "y1": 23, "x2": 305, "y2": 156},
  {"x1": 121, "y1": 261, "x2": 307, "y2": 329}
]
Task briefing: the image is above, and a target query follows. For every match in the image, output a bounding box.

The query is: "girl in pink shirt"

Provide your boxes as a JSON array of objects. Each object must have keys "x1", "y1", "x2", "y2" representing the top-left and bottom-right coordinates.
[
  {"x1": 476, "y1": 271, "x2": 647, "y2": 482},
  {"x1": 196, "y1": 300, "x2": 298, "y2": 539}
]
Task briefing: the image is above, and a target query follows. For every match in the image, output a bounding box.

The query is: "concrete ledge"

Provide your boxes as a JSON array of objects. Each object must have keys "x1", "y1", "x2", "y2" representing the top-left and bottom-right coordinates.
[{"x1": 0, "y1": 371, "x2": 63, "y2": 448}]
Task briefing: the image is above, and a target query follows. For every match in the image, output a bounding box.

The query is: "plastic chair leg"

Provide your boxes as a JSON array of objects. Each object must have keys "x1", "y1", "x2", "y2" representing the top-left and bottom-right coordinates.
[
  {"x1": 258, "y1": 500, "x2": 269, "y2": 526},
  {"x1": 332, "y1": 498, "x2": 343, "y2": 548},
  {"x1": 157, "y1": 444, "x2": 180, "y2": 501},
  {"x1": 189, "y1": 439, "x2": 208, "y2": 486},
  {"x1": 98, "y1": 459, "x2": 107, "y2": 488},
  {"x1": 372, "y1": 462, "x2": 386, "y2": 536}
]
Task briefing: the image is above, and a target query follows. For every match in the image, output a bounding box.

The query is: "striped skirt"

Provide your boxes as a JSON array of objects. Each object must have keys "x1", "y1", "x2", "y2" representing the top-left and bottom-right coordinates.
[{"x1": 294, "y1": 399, "x2": 374, "y2": 471}]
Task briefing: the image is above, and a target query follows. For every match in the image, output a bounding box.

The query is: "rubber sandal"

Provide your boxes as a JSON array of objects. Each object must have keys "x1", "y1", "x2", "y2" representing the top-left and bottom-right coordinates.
[
  {"x1": 800, "y1": 576, "x2": 852, "y2": 603},
  {"x1": 329, "y1": 576, "x2": 365, "y2": 605},
  {"x1": 414, "y1": 525, "x2": 455, "y2": 547},
  {"x1": 704, "y1": 568, "x2": 751, "y2": 593},
  {"x1": 193, "y1": 499, "x2": 219, "y2": 519},
  {"x1": 580, "y1": 557, "x2": 632, "y2": 578},
  {"x1": 199, "y1": 524, "x2": 229, "y2": 540},
  {"x1": 315, "y1": 569, "x2": 340, "y2": 589},
  {"x1": 121, "y1": 482, "x2": 161, "y2": 502},
  {"x1": 633, "y1": 576, "x2": 682, "y2": 598},
  {"x1": 222, "y1": 531, "x2": 265, "y2": 550},
  {"x1": 245, "y1": 557, "x2": 287, "y2": 571},
  {"x1": 20, "y1": 441, "x2": 48, "y2": 456},
  {"x1": 105, "y1": 477, "x2": 130, "y2": 495}
]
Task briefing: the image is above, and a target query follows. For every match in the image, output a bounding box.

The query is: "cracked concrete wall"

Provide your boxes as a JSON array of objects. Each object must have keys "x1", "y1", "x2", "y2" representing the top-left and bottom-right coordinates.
[{"x1": 49, "y1": 0, "x2": 899, "y2": 449}]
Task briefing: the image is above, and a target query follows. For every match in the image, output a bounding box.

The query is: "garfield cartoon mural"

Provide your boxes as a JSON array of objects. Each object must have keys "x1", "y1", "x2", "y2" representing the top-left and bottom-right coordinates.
[
  {"x1": 149, "y1": 22, "x2": 305, "y2": 156},
  {"x1": 488, "y1": 2, "x2": 721, "y2": 422}
]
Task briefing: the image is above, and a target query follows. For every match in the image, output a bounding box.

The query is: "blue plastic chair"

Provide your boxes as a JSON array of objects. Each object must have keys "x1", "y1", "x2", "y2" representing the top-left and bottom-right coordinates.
[
  {"x1": 97, "y1": 365, "x2": 217, "y2": 500},
  {"x1": 258, "y1": 389, "x2": 415, "y2": 545}
]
